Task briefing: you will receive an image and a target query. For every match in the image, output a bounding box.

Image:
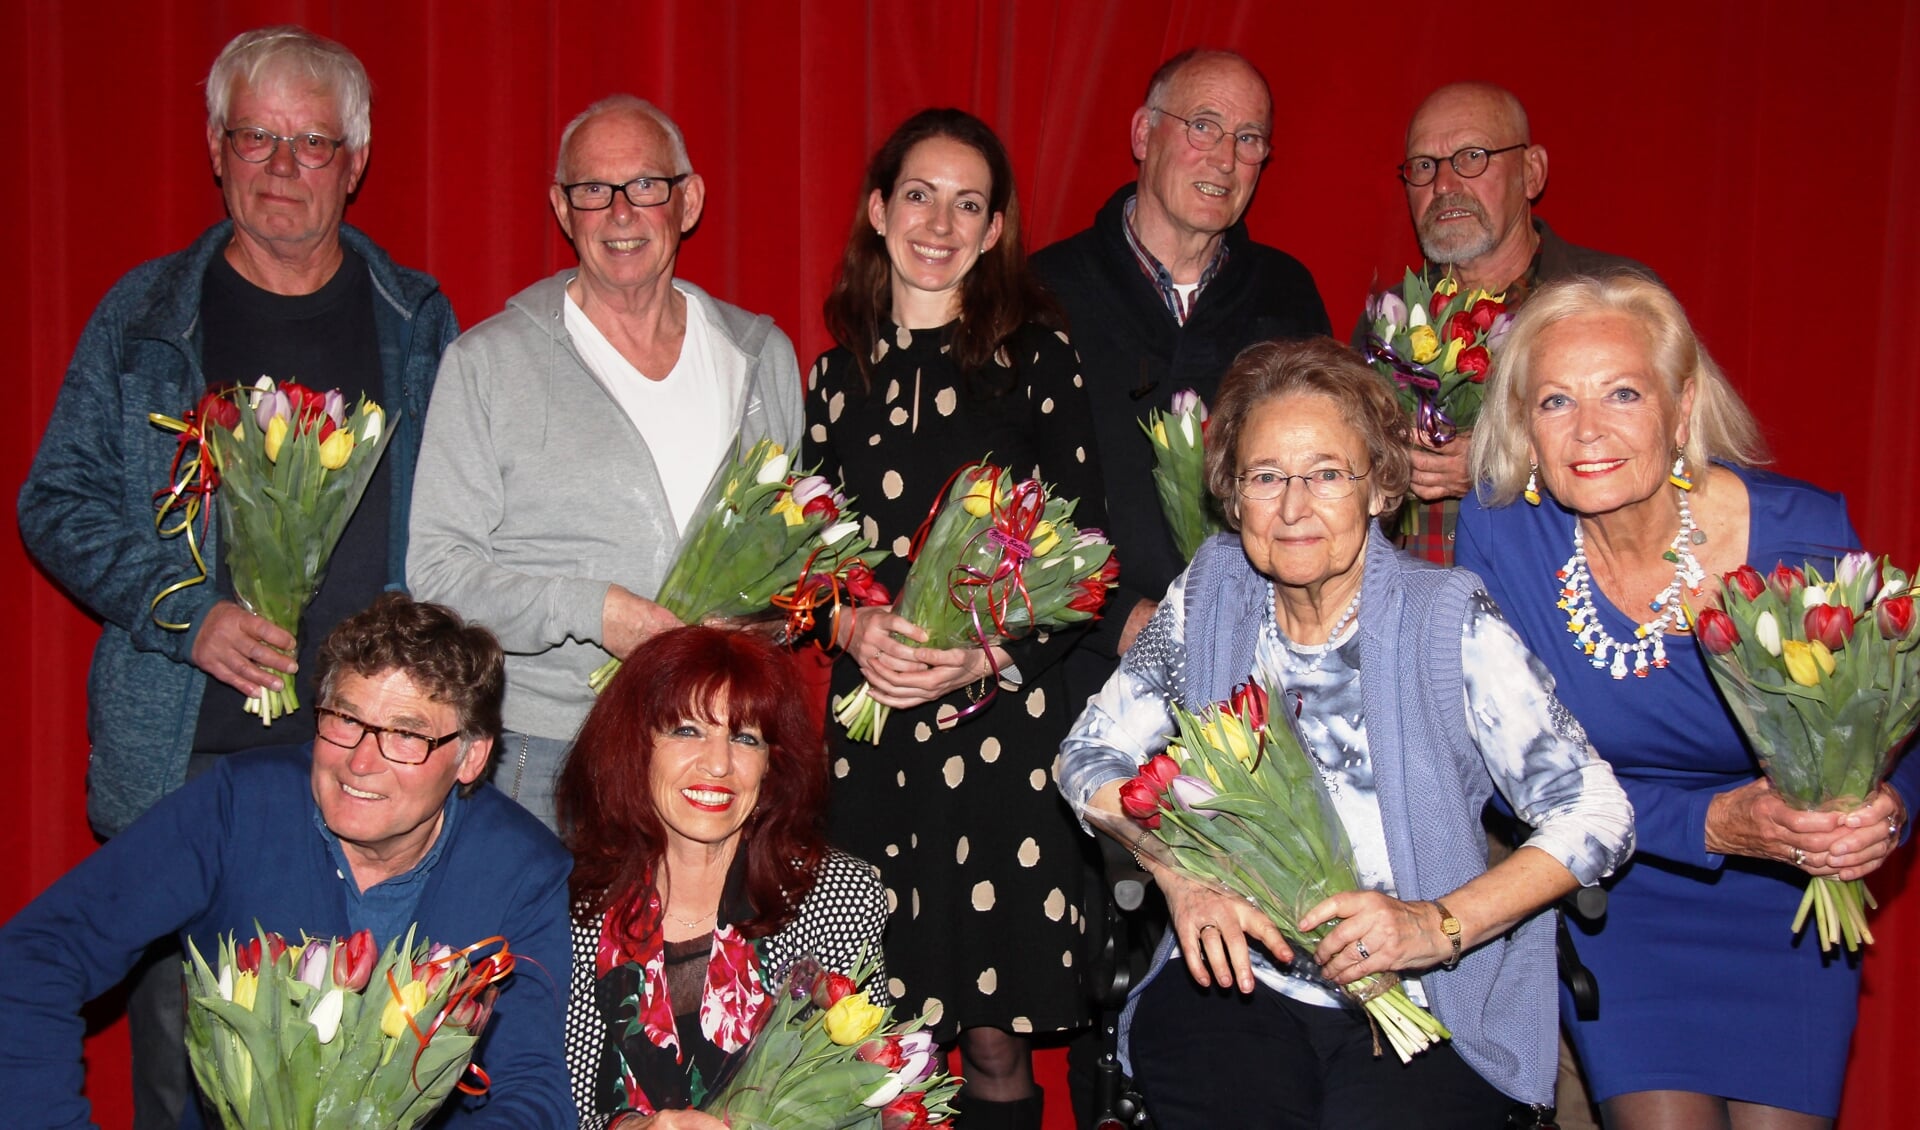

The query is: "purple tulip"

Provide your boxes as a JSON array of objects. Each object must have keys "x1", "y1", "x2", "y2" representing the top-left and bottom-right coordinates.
[
  {"x1": 897, "y1": 1048, "x2": 938, "y2": 1085},
  {"x1": 1169, "y1": 388, "x2": 1201, "y2": 416},
  {"x1": 1485, "y1": 313, "x2": 1513, "y2": 353},
  {"x1": 896, "y1": 1031, "x2": 935, "y2": 1058},
  {"x1": 1376, "y1": 291, "x2": 1408, "y2": 328},
  {"x1": 1836, "y1": 552, "x2": 1880, "y2": 604},
  {"x1": 295, "y1": 941, "x2": 331, "y2": 990},
  {"x1": 256, "y1": 389, "x2": 289, "y2": 432},
  {"x1": 323, "y1": 389, "x2": 347, "y2": 431},
  {"x1": 791, "y1": 475, "x2": 833, "y2": 507},
  {"x1": 1168, "y1": 774, "x2": 1218, "y2": 812},
  {"x1": 1073, "y1": 527, "x2": 1110, "y2": 548}
]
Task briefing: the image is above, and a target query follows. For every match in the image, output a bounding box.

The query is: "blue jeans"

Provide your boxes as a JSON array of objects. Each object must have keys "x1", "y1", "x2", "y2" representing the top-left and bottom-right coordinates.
[{"x1": 495, "y1": 730, "x2": 572, "y2": 834}]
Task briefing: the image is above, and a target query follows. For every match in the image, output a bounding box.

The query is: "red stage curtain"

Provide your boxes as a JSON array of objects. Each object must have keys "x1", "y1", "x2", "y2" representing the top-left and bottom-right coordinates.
[{"x1": 6, "y1": 3, "x2": 1916, "y2": 1126}]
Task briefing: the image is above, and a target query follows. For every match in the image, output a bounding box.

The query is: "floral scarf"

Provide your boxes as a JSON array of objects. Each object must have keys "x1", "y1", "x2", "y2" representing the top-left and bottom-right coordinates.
[{"x1": 593, "y1": 863, "x2": 771, "y2": 1115}]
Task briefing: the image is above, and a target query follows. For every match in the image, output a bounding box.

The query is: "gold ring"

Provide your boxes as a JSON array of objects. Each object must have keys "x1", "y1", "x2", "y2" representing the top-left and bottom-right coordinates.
[
  {"x1": 1198, "y1": 923, "x2": 1220, "y2": 936},
  {"x1": 1793, "y1": 847, "x2": 1807, "y2": 867}
]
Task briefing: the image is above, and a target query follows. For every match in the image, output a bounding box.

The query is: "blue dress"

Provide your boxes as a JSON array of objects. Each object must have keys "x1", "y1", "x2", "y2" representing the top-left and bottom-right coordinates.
[{"x1": 1458, "y1": 464, "x2": 1917, "y2": 1116}]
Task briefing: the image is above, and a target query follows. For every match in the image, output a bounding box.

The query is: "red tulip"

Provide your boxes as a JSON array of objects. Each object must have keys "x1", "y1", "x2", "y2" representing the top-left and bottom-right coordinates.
[
  {"x1": 856, "y1": 1036, "x2": 906, "y2": 1069},
  {"x1": 811, "y1": 971, "x2": 857, "y2": 1009},
  {"x1": 333, "y1": 929, "x2": 376, "y2": 992},
  {"x1": 1878, "y1": 595, "x2": 1916, "y2": 641},
  {"x1": 195, "y1": 388, "x2": 240, "y2": 432},
  {"x1": 844, "y1": 562, "x2": 892, "y2": 606},
  {"x1": 280, "y1": 382, "x2": 329, "y2": 429},
  {"x1": 1067, "y1": 581, "x2": 1107, "y2": 613},
  {"x1": 1695, "y1": 608, "x2": 1740, "y2": 655},
  {"x1": 1804, "y1": 605, "x2": 1856, "y2": 651},
  {"x1": 802, "y1": 494, "x2": 840, "y2": 522},
  {"x1": 1118, "y1": 754, "x2": 1180, "y2": 828},
  {"x1": 881, "y1": 1093, "x2": 932, "y2": 1130},
  {"x1": 234, "y1": 938, "x2": 262, "y2": 975},
  {"x1": 1228, "y1": 682, "x2": 1269, "y2": 731},
  {"x1": 1442, "y1": 310, "x2": 1476, "y2": 345},
  {"x1": 1467, "y1": 298, "x2": 1505, "y2": 333},
  {"x1": 1456, "y1": 346, "x2": 1491, "y2": 382},
  {"x1": 1725, "y1": 565, "x2": 1767, "y2": 602},
  {"x1": 447, "y1": 986, "x2": 498, "y2": 1035},
  {"x1": 1767, "y1": 564, "x2": 1806, "y2": 602},
  {"x1": 264, "y1": 933, "x2": 289, "y2": 966}
]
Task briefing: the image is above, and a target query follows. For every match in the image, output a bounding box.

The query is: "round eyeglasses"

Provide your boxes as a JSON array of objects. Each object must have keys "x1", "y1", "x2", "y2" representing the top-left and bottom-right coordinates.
[
  {"x1": 1236, "y1": 466, "x2": 1371, "y2": 501},
  {"x1": 223, "y1": 126, "x2": 346, "y2": 170},
  {"x1": 315, "y1": 707, "x2": 461, "y2": 766},
  {"x1": 1398, "y1": 144, "x2": 1528, "y2": 187},
  {"x1": 561, "y1": 175, "x2": 692, "y2": 210},
  {"x1": 1150, "y1": 108, "x2": 1271, "y2": 165}
]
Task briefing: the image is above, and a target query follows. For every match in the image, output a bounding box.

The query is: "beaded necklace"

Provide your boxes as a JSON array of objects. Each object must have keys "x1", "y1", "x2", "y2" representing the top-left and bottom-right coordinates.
[
  {"x1": 1556, "y1": 489, "x2": 1705, "y2": 679},
  {"x1": 1264, "y1": 581, "x2": 1363, "y2": 676}
]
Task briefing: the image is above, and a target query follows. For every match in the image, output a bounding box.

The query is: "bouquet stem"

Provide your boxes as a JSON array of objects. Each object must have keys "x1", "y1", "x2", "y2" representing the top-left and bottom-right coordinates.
[
  {"x1": 1356, "y1": 979, "x2": 1451, "y2": 1063},
  {"x1": 1793, "y1": 876, "x2": 1878, "y2": 953},
  {"x1": 831, "y1": 683, "x2": 890, "y2": 744},
  {"x1": 243, "y1": 681, "x2": 299, "y2": 726}
]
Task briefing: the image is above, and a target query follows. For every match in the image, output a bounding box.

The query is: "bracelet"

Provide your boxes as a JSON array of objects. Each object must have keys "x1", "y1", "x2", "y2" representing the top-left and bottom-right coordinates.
[{"x1": 1430, "y1": 898, "x2": 1463, "y2": 970}]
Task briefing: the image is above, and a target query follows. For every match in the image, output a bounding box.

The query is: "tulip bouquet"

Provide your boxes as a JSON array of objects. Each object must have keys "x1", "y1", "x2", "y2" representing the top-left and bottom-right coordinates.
[
  {"x1": 150, "y1": 378, "x2": 394, "y2": 724},
  {"x1": 1140, "y1": 388, "x2": 1223, "y2": 562},
  {"x1": 1101, "y1": 681, "x2": 1451, "y2": 1062},
  {"x1": 699, "y1": 951, "x2": 958, "y2": 1130},
  {"x1": 1361, "y1": 270, "x2": 1509, "y2": 447},
  {"x1": 1692, "y1": 554, "x2": 1920, "y2": 952},
  {"x1": 589, "y1": 437, "x2": 886, "y2": 692},
  {"x1": 830, "y1": 460, "x2": 1118, "y2": 743},
  {"x1": 183, "y1": 924, "x2": 514, "y2": 1130}
]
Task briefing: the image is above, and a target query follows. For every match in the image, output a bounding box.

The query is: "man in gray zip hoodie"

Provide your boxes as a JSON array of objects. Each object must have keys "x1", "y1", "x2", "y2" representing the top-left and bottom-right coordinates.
[{"x1": 408, "y1": 95, "x2": 801, "y2": 832}]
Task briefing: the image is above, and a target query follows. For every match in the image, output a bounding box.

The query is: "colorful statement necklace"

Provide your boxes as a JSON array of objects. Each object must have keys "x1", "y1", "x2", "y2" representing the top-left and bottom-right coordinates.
[{"x1": 1556, "y1": 490, "x2": 1706, "y2": 680}]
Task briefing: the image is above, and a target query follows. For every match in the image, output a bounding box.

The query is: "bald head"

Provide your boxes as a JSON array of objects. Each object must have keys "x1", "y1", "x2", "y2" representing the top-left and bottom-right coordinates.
[
  {"x1": 1145, "y1": 49, "x2": 1272, "y2": 118},
  {"x1": 1405, "y1": 82, "x2": 1530, "y2": 152}
]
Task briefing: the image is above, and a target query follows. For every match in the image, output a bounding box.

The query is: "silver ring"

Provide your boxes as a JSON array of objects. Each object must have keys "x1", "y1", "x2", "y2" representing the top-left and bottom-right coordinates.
[
  {"x1": 1793, "y1": 847, "x2": 1807, "y2": 867},
  {"x1": 1889, "y1": 816, "x2": 1901, "y2": 842},
  {"x1": 1353, "y1": 940, "x2": 1371, "y2": 960}
]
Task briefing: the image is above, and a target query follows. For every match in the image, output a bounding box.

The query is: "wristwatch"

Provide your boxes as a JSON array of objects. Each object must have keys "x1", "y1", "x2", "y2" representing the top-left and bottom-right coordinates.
[{"x1": 1431, "y1": 899, "x2": 1463, "y2": 969}]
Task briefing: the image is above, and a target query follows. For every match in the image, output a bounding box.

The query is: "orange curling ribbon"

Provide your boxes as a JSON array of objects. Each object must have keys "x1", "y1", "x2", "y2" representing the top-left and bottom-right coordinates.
[
  {"x1": 771, "y1": 545, "x2": 845, "y2": 643},
  {"x1": 386, "y1": 935, "x2": 519, "y2": 1096},
  {"x1": 146, "y1": 399, "x2": 229, "y2": 631}
]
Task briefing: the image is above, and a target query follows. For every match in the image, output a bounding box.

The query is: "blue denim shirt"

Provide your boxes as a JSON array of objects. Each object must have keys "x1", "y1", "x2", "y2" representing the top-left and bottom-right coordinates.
[{"x1": 17, "y1": 221, "x2": 459, "y2": 835}]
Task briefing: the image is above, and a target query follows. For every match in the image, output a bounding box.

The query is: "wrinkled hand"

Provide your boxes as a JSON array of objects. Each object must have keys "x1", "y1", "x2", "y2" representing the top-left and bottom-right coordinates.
[
  {"x1": 1407, "y1": 433, "x2": 1473, "y2": 502},
  {"x1": 603, "y1": 586, "x2": 683, "y2": 660},
  {"x1": 846, "y1": 607, "x2": 997, "y2": 710},
  {"x1": 1706, "y1": 779, "x2": 1904, "y2": 880},
  {"x1": 1303, "y1": 890, "x2": 1448, "y2": 986},
  {"x1": 1149, "y1": 864, "x2": 1292, "y2": 994},
  {"x1": 191, "y1": 600, "x2": 297, "y2": 696}
]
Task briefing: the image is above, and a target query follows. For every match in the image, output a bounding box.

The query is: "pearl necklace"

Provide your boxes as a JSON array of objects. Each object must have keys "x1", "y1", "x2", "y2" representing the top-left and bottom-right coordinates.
[
  {"x1": 1267, "y1": 582, "x2": 1363, "y2": 676},
  {"x1": 1556, "y1": 490, "x2": 1705, "y2": 680}
]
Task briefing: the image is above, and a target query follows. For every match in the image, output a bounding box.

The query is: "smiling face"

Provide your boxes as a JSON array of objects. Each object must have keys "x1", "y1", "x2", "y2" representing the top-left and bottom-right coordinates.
[
  {"x1": 648, "y1": 695, "x2": 770, "y2": 856},
  {"x1": 310, "y1": 669, "x2": 489, "y2": 885},
  {"x1": 208, "y1": 75, "x2": 368, "y2": 263},
  {"x1": 869, "y1": 135, "x2": 1003, "y2": 327},
  {"x1": 1131, "y1": 55, "x2": 1270, "y2": 247},
  {"x1": 1524, "y1": 312, "x2": 1693, "y2": 518},
  {"x1": 1403, "y1": 84, "x2": 1545, "y2": 272},
  {"x1": 550, "y1": 107, "x2": 705, "y2": 300},
  {"x1": 1235, "y1": 393, "x2": 1383, "y2": 592}
]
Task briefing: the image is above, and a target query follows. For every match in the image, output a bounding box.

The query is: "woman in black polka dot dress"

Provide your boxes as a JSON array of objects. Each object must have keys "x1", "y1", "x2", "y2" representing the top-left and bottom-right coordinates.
[{"x1": 804, "y1": 108, "x2": 1108, "y2": 1128}]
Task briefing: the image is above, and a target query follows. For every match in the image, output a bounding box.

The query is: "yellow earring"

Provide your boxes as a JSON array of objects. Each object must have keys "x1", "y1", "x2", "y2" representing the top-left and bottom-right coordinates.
[
  {"x1": 1668, "y1": 448, "x2": 1694, "y2": 492},
  {"x1": 1524, "y1": 462, "x2": 1541, "y2": 506}
]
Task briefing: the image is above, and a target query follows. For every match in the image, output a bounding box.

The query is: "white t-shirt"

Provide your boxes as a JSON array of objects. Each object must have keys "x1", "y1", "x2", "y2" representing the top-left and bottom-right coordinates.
[{"x1": 564, "y1": 283, "x2": 743, "y2": 535}]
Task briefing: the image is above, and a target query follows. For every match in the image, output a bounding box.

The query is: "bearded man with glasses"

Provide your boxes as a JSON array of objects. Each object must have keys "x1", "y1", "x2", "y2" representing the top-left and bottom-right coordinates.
[
  {"x1": 0, "y1": 594, "x2": 573, "y2": 1129},
  {"x1": 1385, "y1": 81, "x2": 1658, "y2": 567},
  {"x1": 16, "y1": 26, "x2": 458, "y2": 1127},
  {"x1": 407, "y1": 94, "x2": 800, "y2": 835}
]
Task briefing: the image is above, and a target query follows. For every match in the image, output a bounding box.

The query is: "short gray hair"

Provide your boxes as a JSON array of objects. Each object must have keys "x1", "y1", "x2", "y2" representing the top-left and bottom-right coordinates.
[
  {"x1": 554, "y1": 94, "x2": 692, "y2": 182},
  {"x1": 205, "y1": 26, "x2": 372, "y2": 151},
  {"x1": 1143, "y1": 48, "x2": 1271, "y2": 116}
]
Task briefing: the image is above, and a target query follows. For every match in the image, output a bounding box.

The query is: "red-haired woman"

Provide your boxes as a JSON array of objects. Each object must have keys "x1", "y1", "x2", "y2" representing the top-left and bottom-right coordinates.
[
  {"x1": 558, "y1": 626, "x2": 887, "y2": 1128},
  {"x1": 806, "y1": 108, "x2": 1107, "y2": 1127}
]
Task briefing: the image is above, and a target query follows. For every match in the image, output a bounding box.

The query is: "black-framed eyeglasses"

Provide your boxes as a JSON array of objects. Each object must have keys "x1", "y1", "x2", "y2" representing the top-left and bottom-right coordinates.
[
  {"x1": 1398, "y1": 144, "x2": 1528, "y2": 187},
  {"x1": 1150, "y1": 108, "x2": 1271, "y2": 165},
  {"x1": 223, "y1": 126, "x2": 346, "y2": 170},
  {"x1": 1236, "y1": 466, "x2": 1371, "y2": 501},
  {"x1": 315, "y1": 707, "x2": 462, "y2": 766},
  {"x1": 560, "y1": 174, "x2": 692, "y2": 210}
]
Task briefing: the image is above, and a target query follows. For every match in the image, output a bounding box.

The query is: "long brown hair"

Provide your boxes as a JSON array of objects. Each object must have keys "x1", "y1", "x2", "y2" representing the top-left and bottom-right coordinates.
[
  {"x1": 557, "y1": 626, "x2": 828, "y2": 940},
  {"x1": 822, "y1": 107, "x2": 1061, "y2": 388}
]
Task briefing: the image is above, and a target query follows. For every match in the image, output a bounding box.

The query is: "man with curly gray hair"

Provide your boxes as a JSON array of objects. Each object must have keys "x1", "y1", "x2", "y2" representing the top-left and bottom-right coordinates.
[{"x1": 17, "y1": 25, "x2": 458, "y2": 1126}]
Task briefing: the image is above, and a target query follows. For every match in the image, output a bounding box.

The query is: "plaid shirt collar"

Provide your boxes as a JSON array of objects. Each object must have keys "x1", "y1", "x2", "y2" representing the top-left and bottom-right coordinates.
[{"x1": 1121, "y1": 193, "x2": 1230, "y2": 325}]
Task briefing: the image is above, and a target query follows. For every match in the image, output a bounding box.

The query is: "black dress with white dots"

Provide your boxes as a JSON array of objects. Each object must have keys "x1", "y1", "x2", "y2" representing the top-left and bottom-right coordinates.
[{"x1": 804, "y1": 319, "x2": 1108, "y2": 1039}]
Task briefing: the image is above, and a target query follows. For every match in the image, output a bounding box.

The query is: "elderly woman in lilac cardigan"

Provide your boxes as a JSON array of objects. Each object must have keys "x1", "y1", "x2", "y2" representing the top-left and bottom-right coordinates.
[{"x1": 1055, "y1": 337, "x2": 1633, "y2": 1130}]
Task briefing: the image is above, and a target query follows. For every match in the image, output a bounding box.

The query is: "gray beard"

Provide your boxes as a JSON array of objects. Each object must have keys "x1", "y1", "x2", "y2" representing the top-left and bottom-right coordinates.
[{"x1": 1417, "y1": 219, "x2": 1498, "y2": 267}]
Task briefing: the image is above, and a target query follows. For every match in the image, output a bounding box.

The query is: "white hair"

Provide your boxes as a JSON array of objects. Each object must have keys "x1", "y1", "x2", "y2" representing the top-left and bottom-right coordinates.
[
  {"x1": 554, "y1": 94, "x2": 692, "y2": 182},
  {"x1": 205, "y1": 26, "x2": 372, "y2": 150}
]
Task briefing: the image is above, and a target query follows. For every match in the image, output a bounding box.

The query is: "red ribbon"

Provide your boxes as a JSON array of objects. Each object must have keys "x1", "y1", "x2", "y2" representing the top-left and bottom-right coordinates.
[
  {"x1": 385, "y1": 935, "x2": 519, "y2": 1097},
  {"x1": 941, "y1": 477, "x2": 1046, "y2": 726}
]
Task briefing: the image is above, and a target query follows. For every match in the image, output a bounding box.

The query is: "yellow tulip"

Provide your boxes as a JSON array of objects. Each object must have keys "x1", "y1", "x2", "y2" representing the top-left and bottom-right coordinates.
[
  {"x1": 960, "y1": 478, "x2": 999, "y2": 518},
  {"x1": 823, "y1": 991, "x2": 886, "y2": 1046},
  {"x1": 1031, "y1": 520, "x2": 1060, "y2": 556},
  {"x1": 771, "y1": 495, "x2": 806, "y2": 527},
  {"x1": 233, "y1": 971, "x2": 259, "y2": 1012},
  {"x1": 1151, "y1": 420, "x2": 1170, "y2": 449},
  {"x1": 263, "y1": 416, "x2": 289, "y2": 463},
  {"x1": 1433, "y1": 277, "x2": 1459, "y2": 297},
  {"x1": 1442, "y1": 337, "x2": 1464, "y2": 373},
  {"x1": 1781, "y1": 640, "x2": 1824, "y2": 687},
  {"x1": 1811, "y1": 639, "x2": 1836, "y2": 677},
  {"x1": 318, "y1": 429, "x2": 354, "y2": 470},
  {"x1": 1408, "y1": 325, "x2": 1440, "y2": 365},
  {"x1": 1221, "y1": 720, "x2": 1255, "y2": 769},
  {"x1": 381, "y1": 979, "x2": 429, "y2": 1039}
]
